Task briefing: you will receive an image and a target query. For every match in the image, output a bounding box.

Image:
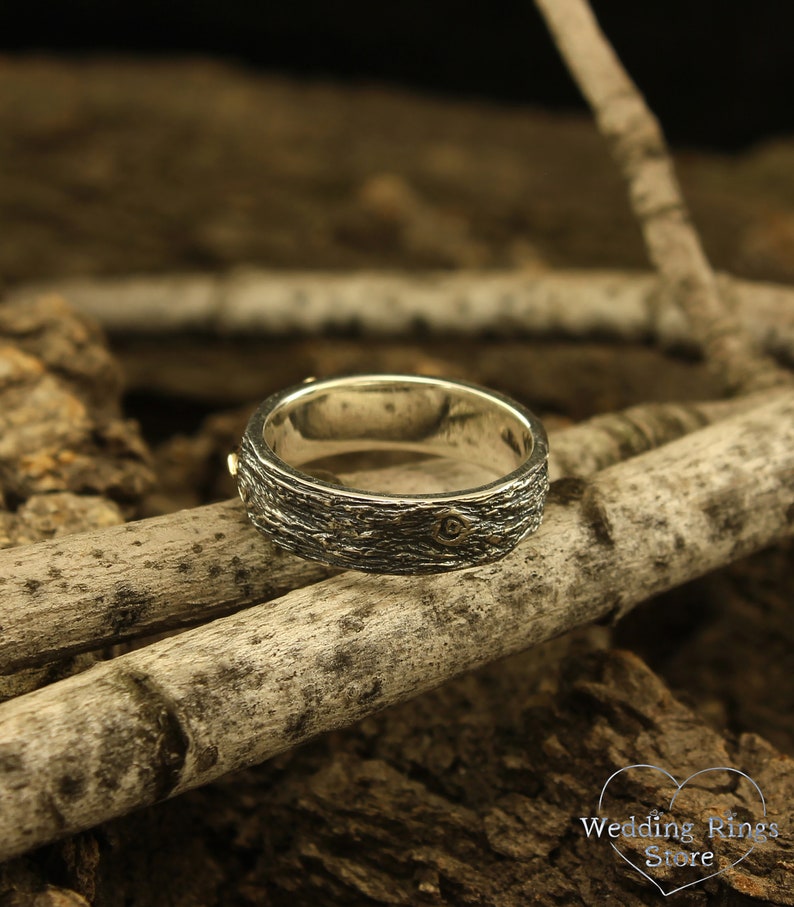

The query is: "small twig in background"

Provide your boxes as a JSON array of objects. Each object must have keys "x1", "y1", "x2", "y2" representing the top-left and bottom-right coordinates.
[
  {"x1": 533, "y1": 0, "x2": 792, "y2": 394},
  {"x1": 7, "y1": 269, "x2": 794, "y2": 365}
]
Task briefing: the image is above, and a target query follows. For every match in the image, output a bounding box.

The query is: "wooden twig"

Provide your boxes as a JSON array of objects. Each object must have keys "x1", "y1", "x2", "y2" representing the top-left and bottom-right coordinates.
[
  {"x1": 0, "y1": 392, "x2": 791, "y2": 861},
  {"x1": 7, "y1": 270, "x2": 794, "y2": 364},
  {"x1": 0, "y1": 392, "x2": 775, "y2": 675},
  {"x1": 533, "y1": 0, "x2": 791, "y2": 394}
]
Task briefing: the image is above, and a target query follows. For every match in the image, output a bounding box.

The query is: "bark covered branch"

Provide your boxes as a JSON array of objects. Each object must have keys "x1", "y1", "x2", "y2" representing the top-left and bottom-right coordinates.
[
  {"x1": 0, "y1": 391, "x2": 791, "y2": 862},
  {"x1": 7, "y1": 270, "x2": 794, "y2": 364},
  {"x1": 533, "y1": 0, "x2": 791, "y2": 394},
  {"x1": 0, "y1": 392, "x2": 774, "y2": 675}
]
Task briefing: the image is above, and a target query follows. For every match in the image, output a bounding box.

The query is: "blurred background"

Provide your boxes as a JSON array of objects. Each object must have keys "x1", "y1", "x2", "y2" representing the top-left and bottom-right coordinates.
[
  {"x1": 2, "y1": 6, "x2": 794, "y2": 905},
  {"x1": 2, "y1": 0, "x2": 793, "y2": 456},
  {"x1": 3, "y1": 0, "x2": 794, "y2": 286},
  {"x1": 3, "y1": 0, "x2": 794, "y2": 467},
  {"x1": 5, "y1": 0, "x2": 794, "y2": 148}
]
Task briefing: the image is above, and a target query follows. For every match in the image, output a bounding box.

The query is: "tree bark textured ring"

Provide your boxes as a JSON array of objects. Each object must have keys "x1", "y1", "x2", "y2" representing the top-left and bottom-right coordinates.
[{"x1": 231, "y1": 374, "x2": 549, "y2": 574}]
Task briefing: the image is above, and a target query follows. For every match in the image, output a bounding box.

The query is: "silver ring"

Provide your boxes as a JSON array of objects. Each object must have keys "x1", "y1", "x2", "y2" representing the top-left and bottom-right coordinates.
[{"x1": 231, "y1": 374, "x2": 549, "y2": 574}]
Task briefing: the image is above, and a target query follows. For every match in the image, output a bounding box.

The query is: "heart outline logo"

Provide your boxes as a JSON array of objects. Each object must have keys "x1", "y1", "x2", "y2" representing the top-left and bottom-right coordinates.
[{"x1": 597, "y1": 764, "x2": 767, "y2": 897}]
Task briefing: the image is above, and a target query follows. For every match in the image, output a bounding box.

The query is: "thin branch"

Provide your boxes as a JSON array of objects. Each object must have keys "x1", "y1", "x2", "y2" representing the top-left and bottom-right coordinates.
[
  {"x1": 0, "y1": 392, "x2": 776, "y2": 675},
  {"x1": 6, "y1": 270, "x2": 794, "y2": 364},
  {"x1": 533, "y1": 0, "x2": 791, "y2": 394},
  {"x1": 0, "y1": 391, "x2": 791, "y2": 861}
]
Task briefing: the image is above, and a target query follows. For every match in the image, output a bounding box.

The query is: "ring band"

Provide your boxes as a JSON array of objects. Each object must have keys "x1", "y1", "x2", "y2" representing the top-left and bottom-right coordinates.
[{"x1": 231, "y1": 374, "x2": 549, "y2": 574}]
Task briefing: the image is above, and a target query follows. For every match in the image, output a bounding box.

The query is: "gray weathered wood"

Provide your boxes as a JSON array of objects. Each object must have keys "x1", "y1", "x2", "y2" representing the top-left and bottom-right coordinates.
[
  {"x1": 534, "y1": 0, "x2": 791, "y2": 394},
  {"x1": 0, "y1": 391, "x2": 791, "y2": 862},
  {"x1": 0, "y1": 394, "x2": 770, "y2": 674},
  {"x1": 8, "y1": 269, "x2": 794, "y2": 364}
]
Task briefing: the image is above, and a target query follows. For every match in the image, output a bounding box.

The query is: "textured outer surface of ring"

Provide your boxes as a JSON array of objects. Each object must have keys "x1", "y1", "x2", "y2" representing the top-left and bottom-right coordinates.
[{"x1": 235, "y1": 376, "x2": 549, "y2": 574}]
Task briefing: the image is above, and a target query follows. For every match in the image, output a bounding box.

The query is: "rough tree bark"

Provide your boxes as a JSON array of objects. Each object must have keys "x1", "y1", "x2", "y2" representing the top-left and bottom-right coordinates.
[
  {"x1": 0, "y1": 295, "x2": 153, "y2": 541},
  {"x1": 234, "y1": 648, "x2": 794, "y2": 906}
]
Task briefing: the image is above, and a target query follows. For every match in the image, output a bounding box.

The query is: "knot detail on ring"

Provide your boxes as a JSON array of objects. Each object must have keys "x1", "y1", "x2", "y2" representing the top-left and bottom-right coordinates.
[{"x1": 433, "y1": 511, "x2": 473, "y2": 546}]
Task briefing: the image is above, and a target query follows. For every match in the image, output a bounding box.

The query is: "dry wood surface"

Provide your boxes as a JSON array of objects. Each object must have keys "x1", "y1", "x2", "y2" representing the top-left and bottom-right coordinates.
[
  {"x1": 0, "y1": 391, "x2": 792, "y2": 863},
  {"x1": 1, "y1": 17, "x2": 794, "y2": 905},
  {"x1": 534, "y1": 0, "x2": 790, "y2": 393},
  {"x1": 0, "y1": 392, "x2": 776, "y2": 676},
  {"x1": 7, "y1": 269, "x2": 794, "y2": 365}
]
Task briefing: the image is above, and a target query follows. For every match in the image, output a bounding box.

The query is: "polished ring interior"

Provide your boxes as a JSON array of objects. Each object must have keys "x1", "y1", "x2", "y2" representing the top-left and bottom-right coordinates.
[{"x1": 234, "y1": 375, "x2": 549, "y2": 574}]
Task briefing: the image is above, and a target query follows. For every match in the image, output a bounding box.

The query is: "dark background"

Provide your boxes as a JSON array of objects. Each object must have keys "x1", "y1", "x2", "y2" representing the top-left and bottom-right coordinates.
[{"x1": 3, "y1": 0, "x2": 794, "y2": 150}]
